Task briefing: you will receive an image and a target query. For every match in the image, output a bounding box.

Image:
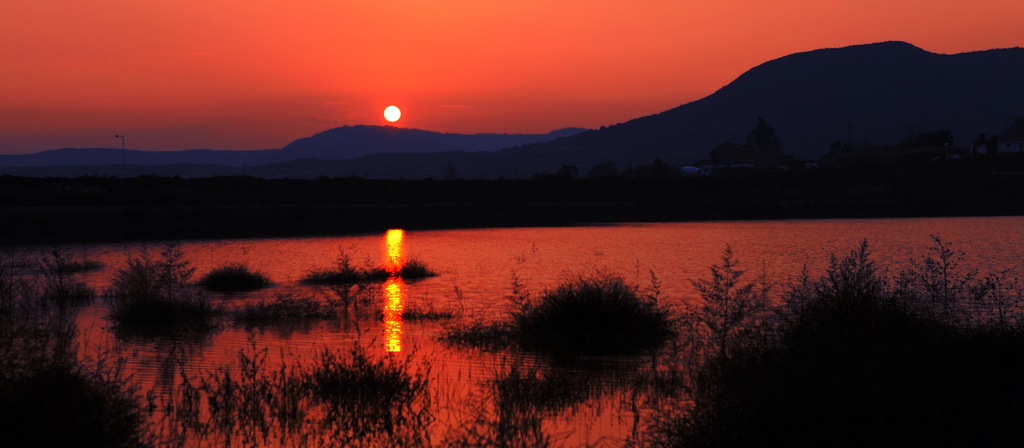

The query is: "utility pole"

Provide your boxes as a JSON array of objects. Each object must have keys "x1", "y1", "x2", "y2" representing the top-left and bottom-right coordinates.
[{"x1": 114, "y1": 135, "x2": 125, "y2": 165}]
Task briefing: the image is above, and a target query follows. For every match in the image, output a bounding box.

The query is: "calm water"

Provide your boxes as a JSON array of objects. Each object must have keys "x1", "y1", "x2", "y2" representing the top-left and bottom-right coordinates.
[{"x1": 48, "y1": 217, "x2": 1024, "y2": 445}]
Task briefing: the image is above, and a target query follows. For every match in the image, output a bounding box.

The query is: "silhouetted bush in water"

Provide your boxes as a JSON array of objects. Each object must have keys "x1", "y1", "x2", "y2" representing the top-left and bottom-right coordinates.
[
  {"x1": 105, "y1": 244, "x2": 221, "y2": 338},
  {"x1": 302, "y1": 251, "x2": 366, "y2": 284},
  {"x1": 0, "y1": 302, "x2": 149, "y2": 448},
  {"x1": 654, "y1": 240, "x2": 1024, "y2": 447},
  {"x1": 445, "y1": 273, "x2": 676, "y2": 355},
  {"x1": 302, "y1": 250, "x2": 437, "y2": 285},
  {"x1": 198, "y1": 263, "x2": 271, "y2": 292},
  {"x1": 511, "y1": 273, "x2": 676, "y2": 355},
  {"x1": 397, "y1": 258, "x2": 438, "y2": 280}
]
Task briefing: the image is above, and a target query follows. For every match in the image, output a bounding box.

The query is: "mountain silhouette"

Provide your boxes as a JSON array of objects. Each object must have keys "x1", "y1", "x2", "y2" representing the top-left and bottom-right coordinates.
[
  {"x1": 280, "y1": 126, "x2": 588, "y2": 160},
  {"x1": 0, "y1": 127, "x2": 587, "y2": 167},
  {"x1": 501, "y1": 41, "x2": 1023, "y2": 168}
]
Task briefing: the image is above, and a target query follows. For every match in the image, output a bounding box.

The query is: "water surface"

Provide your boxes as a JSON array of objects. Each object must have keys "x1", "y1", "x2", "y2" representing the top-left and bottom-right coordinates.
[{"x1": 50, "y1": 216, "x2": 1024, "y2": 446}]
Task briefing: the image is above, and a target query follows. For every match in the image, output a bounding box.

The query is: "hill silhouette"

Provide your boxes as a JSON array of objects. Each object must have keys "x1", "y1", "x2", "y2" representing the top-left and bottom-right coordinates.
[
  {"x1": 0, "y1": 127, "x2": 586, "y2": 168},
  {"x1": 503, "y1": 41, "x2": 1023, "y2": 168},
  {"x1": 280, "y1": 126, "x2": 587, "y2": 159}
]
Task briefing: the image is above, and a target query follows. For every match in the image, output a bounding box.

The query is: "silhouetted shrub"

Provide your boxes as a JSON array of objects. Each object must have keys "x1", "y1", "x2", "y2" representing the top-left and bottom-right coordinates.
[
  {"x1": 199, "y1": 263, "x2": 271, "y2": 292},
  {"x1": 105, "y1": 244, "x2": 221, "y2": 338},
  {"x1": 447, "y1": 273, "x2": 676, "y2": 355},
  {"x1": 398, "y1": 258, "x2": 438, "y2": 280},
  {"x1": 510, "y1": 273, "x2": 676, "y2": 355}
]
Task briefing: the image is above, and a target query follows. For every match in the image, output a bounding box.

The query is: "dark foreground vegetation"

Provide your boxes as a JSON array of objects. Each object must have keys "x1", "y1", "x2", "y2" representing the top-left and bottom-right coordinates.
[
  {"x1": 0, "y1": 278, "x2": 148, "y2": 447},
  {"x1": 649, "y1": 239, "x2": 1024, "y2": 447},
  {"x1": 2, "y1": 237, "x2": 1023, "y2": 446},
  {"x1": 2, "y1": 151, "x2": 1024, "y2": 245}
]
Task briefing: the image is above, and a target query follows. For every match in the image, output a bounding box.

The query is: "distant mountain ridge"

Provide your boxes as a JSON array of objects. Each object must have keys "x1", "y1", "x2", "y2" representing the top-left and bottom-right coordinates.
[
  {"x1": 0, "y1": 127, "x2": 587, "y2": 167},
  {"x1": 281, "y1": 126, "x2": 588, "y2": 160},
  {"x1": 500, "y1": 41, "x2": 1023, "y2": 169}
]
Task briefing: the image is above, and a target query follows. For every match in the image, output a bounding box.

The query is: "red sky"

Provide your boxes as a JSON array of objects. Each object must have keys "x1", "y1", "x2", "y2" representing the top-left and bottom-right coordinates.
[{"x1": 1, "y1": 0, "x2": 1022, "y2": 154}]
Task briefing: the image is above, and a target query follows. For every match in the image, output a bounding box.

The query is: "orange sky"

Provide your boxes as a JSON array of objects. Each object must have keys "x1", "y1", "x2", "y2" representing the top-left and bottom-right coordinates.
[{"x1": 1, "y1": 0, "x2": 1022, "y2": 153}]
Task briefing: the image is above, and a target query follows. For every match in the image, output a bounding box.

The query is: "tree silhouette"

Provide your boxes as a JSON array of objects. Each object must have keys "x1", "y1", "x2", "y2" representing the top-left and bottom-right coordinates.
[{"x1": 746, "y1": 117, "x2": 782, "y2": 155}]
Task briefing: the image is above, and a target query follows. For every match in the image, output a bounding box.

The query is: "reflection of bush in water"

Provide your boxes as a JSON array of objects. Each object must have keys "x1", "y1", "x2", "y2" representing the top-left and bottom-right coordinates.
[
  {"x1": 493, "y1": 362, "x2": 597, "y2": 413},
  {"x1": 159, "y1": 338, "x2": 433, "y2": 448},
  {"x1": 445, "y1": 273, "x2": 677, "y2": 356},
  {"x1": 198, "y1": 263, "x2": 271, "y2": 292},
  {"x1": 653, "y1": 239, "x2": 1024, "y2": 447}
]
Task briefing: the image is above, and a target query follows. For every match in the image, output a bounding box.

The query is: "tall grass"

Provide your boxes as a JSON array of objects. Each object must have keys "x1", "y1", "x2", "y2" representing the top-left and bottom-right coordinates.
[
  {"x1": 35, "y1": 247, "x2": 96, "y2": 306},
  {"x1": 157, "y1": 337, "x2": 433, "y2": 447}
]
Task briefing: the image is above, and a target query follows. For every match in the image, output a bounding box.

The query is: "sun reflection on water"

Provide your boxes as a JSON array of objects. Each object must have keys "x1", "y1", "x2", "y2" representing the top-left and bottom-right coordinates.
[
  {"x1": 384, "y1": 276, "x2": 404, "y2": 352},
  {"x1": 383, "y1": 229, "x2": 406, "y2": 352},
  {"x1": 384, "y1": 229, "x2": 404, "y2": 275}
]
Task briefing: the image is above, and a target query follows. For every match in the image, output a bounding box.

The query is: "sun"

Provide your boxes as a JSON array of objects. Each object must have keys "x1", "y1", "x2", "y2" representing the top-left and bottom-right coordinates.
[{"x1": 384, "y1": 105, "x2": 401, "y2": 122}]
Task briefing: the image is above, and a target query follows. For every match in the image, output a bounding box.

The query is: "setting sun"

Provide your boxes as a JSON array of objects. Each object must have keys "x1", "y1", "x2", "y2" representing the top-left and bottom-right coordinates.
[{"x1": 384, "y1": 106, "x2": 401, "y2": 122}]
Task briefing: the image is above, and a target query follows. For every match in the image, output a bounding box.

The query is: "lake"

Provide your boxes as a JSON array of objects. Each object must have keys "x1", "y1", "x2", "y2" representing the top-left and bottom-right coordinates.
[{"x1": 25, "y1": 216, "x2": 1024, "y2": 446}]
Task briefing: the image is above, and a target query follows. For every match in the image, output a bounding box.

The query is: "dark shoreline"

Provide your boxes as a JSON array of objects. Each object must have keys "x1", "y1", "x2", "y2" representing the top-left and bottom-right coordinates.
[
  {"x1": 4, "y1": 199, "x2": 1022, "y2": 247},
  {"x1": 3, "y1": 154, "x2": 1023, "y2": 246}
]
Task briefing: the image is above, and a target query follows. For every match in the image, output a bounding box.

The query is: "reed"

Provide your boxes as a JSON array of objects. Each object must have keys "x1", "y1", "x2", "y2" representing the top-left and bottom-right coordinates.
[
  {"x1": 35, "y1": 247, "x2": 96, "y2": 306},
  {"x1": 158, "y1": 338, "x2": 433, "y2": 447}
]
